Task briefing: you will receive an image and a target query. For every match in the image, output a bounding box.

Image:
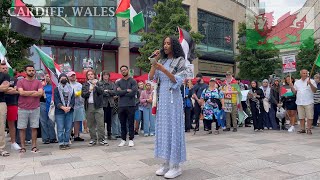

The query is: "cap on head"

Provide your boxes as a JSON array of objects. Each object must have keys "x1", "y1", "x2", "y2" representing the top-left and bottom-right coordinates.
[
  {"x1": 225, "y1": 71, "x2": 232, "y2": 76},
  {"x1": 210, "y1": 78, "x2": 216, "y2": 82},
  {"x1": 262, "y1": 79, "x2": 269, "y2": 83},
  {"x1": 67, "y1": 71, "x2": 76, "y2": 77}
]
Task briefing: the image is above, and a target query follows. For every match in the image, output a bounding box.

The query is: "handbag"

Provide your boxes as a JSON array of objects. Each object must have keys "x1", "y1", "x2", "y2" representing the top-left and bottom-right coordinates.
[
  {"x1": 276, "y1": 107, "x2": 286, "y2": 119},
  {"x1": 48, "y1": 101, "x2": 55, "y2": 123}
]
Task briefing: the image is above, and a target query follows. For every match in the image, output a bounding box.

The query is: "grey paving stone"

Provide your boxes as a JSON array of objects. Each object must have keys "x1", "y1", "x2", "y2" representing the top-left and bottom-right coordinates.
[
  {"x1": 40, "y1": 156, "x2": 82, "y2": 166},
  {"x1": 248, "y1": 139, "x2": 278, "y2": 144},
  {"x1": 142, "y1": 168, "x2": 218, "y2": 180},
  {"x1": 140, "y1": 158, "x2": 163, "y2": 166},
  {"x1": 260, "y1": 154, "x2": 310, "y2": 165},
  {"x1": 64, "y1": 171, "x2": 128, "y2": 180},
  {"x1": 5, "y1": 173, "x2": 50, "y2": 180},
  {"x1": 303, "y1": 142, "x2": 320, "y2": 147},
  {"x1": 20, "y1": 152, "x2": 52, "y2": 158},
  {"x1": 233, "y1": 159, "x2": 280, "y2": 171},
  {"x1": 195, "y1": 144, "x2": 232, "y2": 151},
  {"x1": 187, "y1": 139, "x2": 209, "y2": 144},
  {"x1": 140, "y1": 141, "x2": 154, "y2": 145},
  {"x1": 225, "y1": 135, "x2": 249, "y2": 139},
  {"x1": 103, "y1": 147, "x2": 137, "y2": 153},
  {"x1": 245, "y1": 168, "x2": 295, "y2": 180},
  {"x1": 0, "y1": 165, "x2": 4, "y2": 172}
]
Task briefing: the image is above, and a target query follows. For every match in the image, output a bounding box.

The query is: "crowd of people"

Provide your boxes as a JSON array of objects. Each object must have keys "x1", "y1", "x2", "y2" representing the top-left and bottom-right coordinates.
[{"x1": 0, "y1": 36, "x2": 319, "y2": 179}]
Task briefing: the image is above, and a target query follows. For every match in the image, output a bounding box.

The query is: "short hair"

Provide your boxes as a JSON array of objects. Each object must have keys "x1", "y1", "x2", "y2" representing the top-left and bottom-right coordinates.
[
  {"x1": 24, "y1": 64, "x2": 34, "y2": 71},
  {"x1": 86, "y1": 69, "x2": 96, "y2": 80},
  {"x1": 102, "y1": 70, "x2": 110, "y2": 77},
  {"x1": 314, "y1": 74, "x2": 320, "y2": 79},
  {"x1": 120, "y1": 65, "x2": 129, "y2": 70}
]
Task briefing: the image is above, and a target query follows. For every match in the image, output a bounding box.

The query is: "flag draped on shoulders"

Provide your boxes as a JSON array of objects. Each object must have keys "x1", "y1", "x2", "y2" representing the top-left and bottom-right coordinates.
[
  {"x1": 33, "y1": 45, "x2": 61, "y2": 90},
  {"x1": 10, "y1": 0, "x2": 41, "y2": 40},
  {"x1": 0, "y1": 42, "x2": 14, "y2": 77},
  {"x1": 115, "y1": 0, "x2": 145, "y2": 33}
]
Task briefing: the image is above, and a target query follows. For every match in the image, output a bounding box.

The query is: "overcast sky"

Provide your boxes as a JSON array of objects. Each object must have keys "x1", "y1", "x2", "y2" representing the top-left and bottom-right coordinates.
[{"x1": 260, "y1": 0, "x2": 307, "y2": 25}]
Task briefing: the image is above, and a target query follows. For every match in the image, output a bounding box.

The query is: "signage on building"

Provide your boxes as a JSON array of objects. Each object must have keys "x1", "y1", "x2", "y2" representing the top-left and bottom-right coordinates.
[
  {"x1": 198, "y1": 60, "x2": 234, "y2": 75},
  {"x1": 282, "y1": 55, "x2": 296, "y2": 73}
]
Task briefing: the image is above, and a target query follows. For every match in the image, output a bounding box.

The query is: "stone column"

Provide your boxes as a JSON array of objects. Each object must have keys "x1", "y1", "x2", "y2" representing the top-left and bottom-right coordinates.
[{"x1": 117, "y1": 17, "x2": 130, "y2": 70}]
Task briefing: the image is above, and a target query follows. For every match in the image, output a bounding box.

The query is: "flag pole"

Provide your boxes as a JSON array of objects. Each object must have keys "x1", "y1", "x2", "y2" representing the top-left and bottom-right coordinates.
[{"x1": 310, "y1": 52, "x2": 320, "y2": 79}]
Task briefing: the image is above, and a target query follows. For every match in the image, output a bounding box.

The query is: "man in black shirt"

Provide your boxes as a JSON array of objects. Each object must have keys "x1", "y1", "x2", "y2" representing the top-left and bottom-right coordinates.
[
  {"x1": 1, "y1": 63, "x2": 21, "y2": 151},
  {"x1": 116, "y1": 65, "x2": 138, "y2": 147},
  {"x1": 0, "y1": 69, "x2": 10, "y2": 156},
  {"x1": 192, "y1": 73, "x2": 208, "y2": 131}
]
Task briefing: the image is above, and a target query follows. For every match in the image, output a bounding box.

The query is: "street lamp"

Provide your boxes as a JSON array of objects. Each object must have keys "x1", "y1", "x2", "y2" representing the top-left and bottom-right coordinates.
[{"x1": 202, "y1": 22, "x2": 209, "y2": 52}]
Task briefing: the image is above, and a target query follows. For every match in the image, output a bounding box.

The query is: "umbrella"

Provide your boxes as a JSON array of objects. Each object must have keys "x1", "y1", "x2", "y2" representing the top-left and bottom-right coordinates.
[
  {"x1": 134, "y1": 73, "x2": 149, "y2": 82},
  {"x1": 109, "y1": 72, "x2": 123, "y2": 82}
]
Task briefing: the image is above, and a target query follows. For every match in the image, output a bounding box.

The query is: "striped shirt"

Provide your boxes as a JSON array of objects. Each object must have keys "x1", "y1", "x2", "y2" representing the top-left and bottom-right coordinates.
[{"x1": 314, "y1": 83, "x2": 320, "y2": 104}]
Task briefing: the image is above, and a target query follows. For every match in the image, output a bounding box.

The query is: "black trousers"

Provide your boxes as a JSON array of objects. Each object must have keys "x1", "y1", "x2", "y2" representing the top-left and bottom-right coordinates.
[
  {"x1": 272, "y1": 104, "x2": 285, "y2": 126},
  {"x1": 185, "y1": 107, "x2": 192, "y2": 131},
  {"x1": 250, "y1": 102, "x2": 264, "y2": 130},
  {"x1": 203, "y1": 119, "x2": 220, "y2": 130},
  {"x1": 118, "y1": 106, "x2": 135, "y2": 141},
  {"x1": 103, "y1": 106, "x2": 112, "y2": 136},
  {"x1": 194, "y1": 103, "x2": 201, "y2": 129}
]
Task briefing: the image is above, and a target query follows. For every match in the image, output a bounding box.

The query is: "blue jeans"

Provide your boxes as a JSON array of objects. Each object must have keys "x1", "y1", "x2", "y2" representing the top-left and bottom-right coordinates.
[
  {"x1": 142, "y1": 106, "x2": 155, "y2": 135},
  {"x1": 313, "y1": 103, "x2": 320, "y2": 126},
  {"x1": 55, "y1": 112, "x2": 73, "y2": 145},
  {"x1": 111, "y1": 113, "x2": 121, "y2": 136},
  {"x1": 40, "y1": 103, "x2": 56, "y2": 142}
]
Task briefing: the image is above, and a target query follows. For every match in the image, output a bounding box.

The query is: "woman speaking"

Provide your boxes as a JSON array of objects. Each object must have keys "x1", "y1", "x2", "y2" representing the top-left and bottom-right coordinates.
[{"x1": 149, "y1": 36, "x2": 188, "y2": 179}]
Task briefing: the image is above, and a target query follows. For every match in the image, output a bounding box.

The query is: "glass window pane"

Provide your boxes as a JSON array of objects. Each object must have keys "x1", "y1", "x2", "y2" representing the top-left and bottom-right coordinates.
[
  {"x1": 103, "y1": 52, "x2": 116, "y2": 72},
  {"x1": 130, "y1": 53, "x2": 141, "y2": 76},
  {"x1": 74, "y1": 49, "x2": 88, "y2": 72},
  {"x1": 89, "y1": 50, "x2": 102, "y2": 73},
  {"x1": 56, "y1": 48, "x2": 74, "y2": 71}
]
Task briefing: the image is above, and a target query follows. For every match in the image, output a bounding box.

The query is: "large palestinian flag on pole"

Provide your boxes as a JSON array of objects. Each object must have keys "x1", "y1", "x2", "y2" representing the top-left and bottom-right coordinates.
[
  {"x1": 33, "y1": 45, "x2": 61, "y2": 89},
  {"x1": 10, "y1": 0, "x2": 41, "y2": 40},
  {"x1": 0, "y1": 42, "x2": 14, "y2": 77},
  {"x1": 115, "y1": 0, "x2": 145, "y2": 33}
]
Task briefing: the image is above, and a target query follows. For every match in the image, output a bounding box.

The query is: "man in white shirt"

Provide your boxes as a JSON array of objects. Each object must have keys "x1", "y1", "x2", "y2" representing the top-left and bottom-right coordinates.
[{"x1": 290, "y1": 69, "x2": 317, "y2": 134}]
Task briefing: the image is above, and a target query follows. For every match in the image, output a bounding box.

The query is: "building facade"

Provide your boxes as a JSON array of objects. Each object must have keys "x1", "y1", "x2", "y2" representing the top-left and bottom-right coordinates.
[{"x1": 28, "y1": 0, "x2": 259, "y2": 77}]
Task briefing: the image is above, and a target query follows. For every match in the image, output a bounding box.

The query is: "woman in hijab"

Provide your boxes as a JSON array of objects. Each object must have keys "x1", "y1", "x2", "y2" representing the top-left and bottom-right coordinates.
[
  {"x1": 54, "y1": 73, "x2": 75, "y2": 150},
  {"x1": 248, "y1": 80, "x2": 265, "y2": 131}
]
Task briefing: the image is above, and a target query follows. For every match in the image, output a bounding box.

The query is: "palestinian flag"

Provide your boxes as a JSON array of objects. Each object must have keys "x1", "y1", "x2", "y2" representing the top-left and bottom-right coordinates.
[
  {"x1": 315, "y1": 53, "x2": 320, "y2": 67},
  {"x1": 281, "y1": 86, "x2": 294, "y2": 97},
  {"x1": 115, "y1": 0, "x2": 145, "y2": 33},
  {"x1": 0, "y1": 42, "x2": 14, "y2": 77},
  {"x1": 10, "y1": 0, "x2": 41, "y2": 40},
  {"x1": 33, "y1": 45, "x2": 61, "y2": 90},
  {"x1": 177, "y1": 27, "x2": 196, "y2": 64}
]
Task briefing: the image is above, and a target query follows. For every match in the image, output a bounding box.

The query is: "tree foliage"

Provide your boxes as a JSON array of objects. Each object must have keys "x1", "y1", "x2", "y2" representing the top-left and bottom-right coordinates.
[
  {"x1": 0, "y1": 0, "x2": 42, "y2": 72},
  {"x1": 136, "y1": 0, "x2": 203, "y2": 72},
  {"x1": 236, "y1": 22, "x2": 281, "y2": 81},
  {"x1": 294, "y1": 38, "x2": 320, "y2": 78}
]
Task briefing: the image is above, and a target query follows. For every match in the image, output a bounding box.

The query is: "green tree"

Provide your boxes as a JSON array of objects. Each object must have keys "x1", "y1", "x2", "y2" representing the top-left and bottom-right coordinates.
[
  {"x1": 0, "y1": 0, "x2": 42, "y2": 72},
  {"x1": 236, "y1": 22, "x2": 281, "y2": 81},
  {"x1": 136, "y1": 0, "x2": 203, "y2": 72},
  {"x1": 295, "y1": 37, "x2": 320, "y2": 78}
]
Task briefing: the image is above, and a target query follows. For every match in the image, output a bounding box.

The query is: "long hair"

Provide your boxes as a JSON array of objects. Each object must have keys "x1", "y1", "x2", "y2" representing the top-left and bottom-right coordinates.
[
  {"x1": 284, "y1": 75, "x2": 295, "y2": 85},
  {"x1": 160, "y1": 36, "x2": 185, "y2": 59},
  {"x1": 86, "y1": 69, "x2": 97, "y2": 81}
]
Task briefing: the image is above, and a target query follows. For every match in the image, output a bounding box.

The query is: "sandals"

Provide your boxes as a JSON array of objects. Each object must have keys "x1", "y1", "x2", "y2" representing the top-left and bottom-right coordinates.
[
  {"x1": 19, "y1": 148, "x2": 26, "y2": 153},
  {"x1": 0, "y1": 150, "x2": 10, "y2": 157},
  {"x1": 31, "y1": 147, "x2": 40, "y2": 153},
  {"x1": 307, "y1": 129, "x2": 312, "y2": 135},
  {"x1": 297, "y1": 130, "x2": 306, "y2": 134}
]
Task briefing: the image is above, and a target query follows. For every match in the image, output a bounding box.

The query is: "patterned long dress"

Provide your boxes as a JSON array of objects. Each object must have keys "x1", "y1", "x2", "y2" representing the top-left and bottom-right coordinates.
[{"x1": 152, "y1": 58, "x2": 186, "y2": 165}]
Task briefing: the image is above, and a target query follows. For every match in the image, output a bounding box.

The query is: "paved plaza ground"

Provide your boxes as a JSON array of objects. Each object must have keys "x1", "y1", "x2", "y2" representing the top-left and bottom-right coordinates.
[{"x1": 2, "y1": 126, "x2": 320, "y2": 180}]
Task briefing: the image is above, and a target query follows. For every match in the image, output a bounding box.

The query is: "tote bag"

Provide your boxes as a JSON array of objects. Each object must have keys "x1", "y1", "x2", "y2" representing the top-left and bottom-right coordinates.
[{"x1": 48, "y1": 101, "x2": 55, "y2": 123}]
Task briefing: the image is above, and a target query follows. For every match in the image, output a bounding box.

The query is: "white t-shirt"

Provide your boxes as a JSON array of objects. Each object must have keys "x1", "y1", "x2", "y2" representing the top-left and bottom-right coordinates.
[
  {"x1": 88, "y1": 83, "x2": 94, "y2": 104},
  {"x1": 294, "y1": 78, "x2": 317, "y2": 105}
]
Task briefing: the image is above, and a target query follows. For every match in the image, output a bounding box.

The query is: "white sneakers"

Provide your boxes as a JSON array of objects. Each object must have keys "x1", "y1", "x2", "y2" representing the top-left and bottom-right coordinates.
[
  {"x1": 11, "y1": 142, "x2": 21, "y2": 151},
  {"x1": 118, "y1": 140, "x2": 126, "y2": 147},
  {"x1": 164, "y1": 166, "x2": 182, "y2": 179},
  {"x1": 156, "y1": 163, "x2": 170, "y2": 176},
  {"x1": 288, "y1": 126, "x2": 295, "y2": 132},
  {"x1": 128, "y1": 140, "x2": 134, "y2": 147},
  {"x1": 118, "y1": 140, "x2": 135, "y2": 147},
  {"x1": 156, "y1": 163, "x2": 182, "y2": 179}
]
